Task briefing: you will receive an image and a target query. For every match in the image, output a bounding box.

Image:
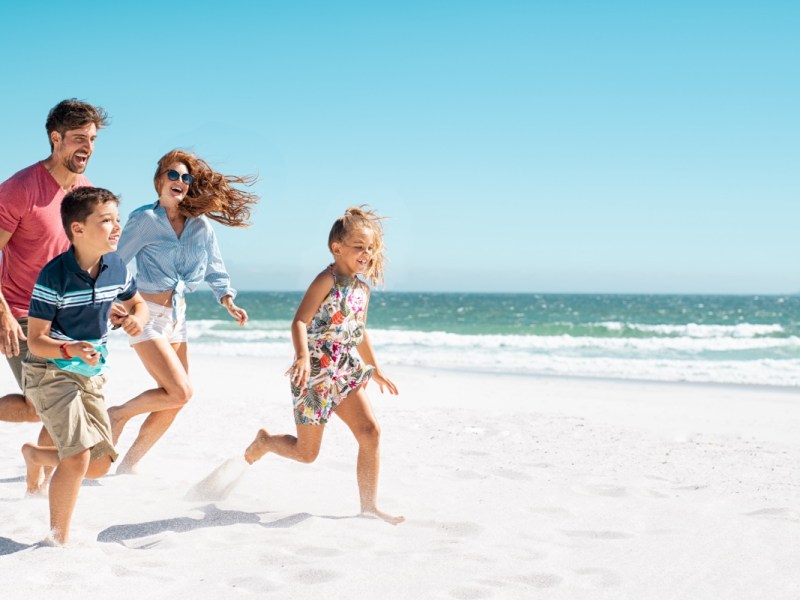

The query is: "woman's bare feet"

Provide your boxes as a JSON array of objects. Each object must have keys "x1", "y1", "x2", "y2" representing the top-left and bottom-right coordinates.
[
  {"x1": 244, "y1": 429, "x2": 271, "y2": 464},
  {"x1": 360, "y1": 506, "x2": 406, "y2": 525},
  {"x1": 115, "y1": 460, "x2": 139, "y2": 475},
  {"x1": 21, "y1": 443, "x2": 44, "y2": 495}
]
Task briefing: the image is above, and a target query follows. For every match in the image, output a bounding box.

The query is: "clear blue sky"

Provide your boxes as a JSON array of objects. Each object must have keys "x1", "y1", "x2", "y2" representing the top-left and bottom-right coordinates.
[{"x1": 1, "y1": 1, "x2": 797, "y2": 293}]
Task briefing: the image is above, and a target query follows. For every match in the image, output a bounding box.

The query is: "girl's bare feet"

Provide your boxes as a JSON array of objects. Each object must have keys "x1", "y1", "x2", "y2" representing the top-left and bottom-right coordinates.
[
  {"x1": 360, "y1": 506, "x2": 405, "y2": 525},
  {"x1": 244, "y1": 429, "x2": 271, "y2": 464}
]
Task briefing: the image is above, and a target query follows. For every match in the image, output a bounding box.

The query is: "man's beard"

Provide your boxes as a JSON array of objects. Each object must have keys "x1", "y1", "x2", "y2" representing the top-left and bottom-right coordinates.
[{"x1": 63, "y1": 153, "x2": 89, "y2": 174}]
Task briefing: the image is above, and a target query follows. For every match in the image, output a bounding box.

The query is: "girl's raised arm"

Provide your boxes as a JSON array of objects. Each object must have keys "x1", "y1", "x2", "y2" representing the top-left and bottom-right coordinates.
[{"x1": 357, "y1": 296, "x2": 398, "y2": 395}]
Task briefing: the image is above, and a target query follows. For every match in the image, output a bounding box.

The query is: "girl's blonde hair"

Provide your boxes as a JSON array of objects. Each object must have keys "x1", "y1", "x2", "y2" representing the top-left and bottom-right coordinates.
[
  {"x1": 154, "y1": 149, "x2": 259, "y2": 227},
  {"x1": 328, "y1": 205, "x2": 387, "y2": 287}
]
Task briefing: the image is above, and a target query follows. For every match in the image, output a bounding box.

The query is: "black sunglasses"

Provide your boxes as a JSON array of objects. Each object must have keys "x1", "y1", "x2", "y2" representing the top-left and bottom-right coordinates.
[{"x1": 166, "y1": 169, "x2": 194, "y2": 185}]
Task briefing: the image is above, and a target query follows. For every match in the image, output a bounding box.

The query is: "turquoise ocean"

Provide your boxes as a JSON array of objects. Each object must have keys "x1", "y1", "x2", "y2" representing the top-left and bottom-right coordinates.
[{"x1": 111, "y1": 292, "x2": 800, "y2": 388}]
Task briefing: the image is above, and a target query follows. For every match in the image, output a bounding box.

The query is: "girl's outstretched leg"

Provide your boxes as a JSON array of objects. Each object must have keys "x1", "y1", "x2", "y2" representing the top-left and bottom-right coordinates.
[
  {"x1": 335, "y1": 387, "x2": 404, "y2": 525},
  {"x1": 245, "y1": 424, "x2": 325, "y2": 464},
  {"x1": 244, "y1": 428, "x2": 271, "y2": 464}
]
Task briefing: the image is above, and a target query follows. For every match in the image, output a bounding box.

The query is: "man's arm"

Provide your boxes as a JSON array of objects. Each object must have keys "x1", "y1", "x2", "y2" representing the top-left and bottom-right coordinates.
[{"x1": 0, "y1": 229, "x2": 25, "y2": 357}]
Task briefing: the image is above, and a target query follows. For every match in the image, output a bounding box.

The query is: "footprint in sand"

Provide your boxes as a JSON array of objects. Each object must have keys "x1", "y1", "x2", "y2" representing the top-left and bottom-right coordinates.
[
  {"x1": 529, "y1": 506, "x2": 573, "y2": 518},
  {"x1": 291, "y1": 545, "x2": 344, "y2": 558},
  {"x1": 453, "y1": 469, "x2": 485, "y2": 480},
  {"x1": 745, "y1": 508, "x2": 800, "y2": 522},
  {"x1": 111, "y1": 565, "x2": 145, "y2": 578},
  {"x1": 674, "y1": 484, "x2": 709, "y2": 491},
  {"x1": 476, "y1": 578, "x2": 508, "y2": 588},
  {"x1": 492, "y1": 467, "x2": 533, "y2": 481},
  {"x1": 515, "y1": 572, "x2": 563, "y2": 589},
  {"x1": 574, "y1": 567, "x2": 622, "y2": 588},
  {"x1": 449, "y1": 586, "x2": 495, "y2": 599},
  {"x1": 439, "y1": 521, "x2": 484, "y2": 537},
  {"x1": 287, "y1": 568, "x2": 341, "y2": 584},
  {"x1": 414, "y1": 519, "x2": 484, "y2": 538},
  {"x1": 451, "y1": 572, "x2": 563, "y2": 598},
  {"x1": 561, "y1": 530, "x2": 633, "y2": 540},
  {"x1": 462, "y1": 450, "x2": 490, "y2": 458},
  {"x1": 576, "y1": 484, "x2": 628, "y2": 498},
  {"x1": 227, "y1": 577, "x2": 281, "y2": 594}
]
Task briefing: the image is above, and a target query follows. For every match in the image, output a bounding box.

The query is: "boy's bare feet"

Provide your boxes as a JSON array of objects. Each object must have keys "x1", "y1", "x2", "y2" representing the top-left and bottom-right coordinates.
[
  {"x1": 37, "y1": 534, "x2": 63, "y2": 547},
  {"x1": 244, "y1": 428, "x2": 271, "y2": 464},
  {"x1": 360, "y1": 506, "x2": 406, "y2": 525},
  {"x1": 21, "y1": 443, "x2": 44, "y2": 495},
  {"x1": 107, "y1": 406, "x2": 127, "y2": 445}
]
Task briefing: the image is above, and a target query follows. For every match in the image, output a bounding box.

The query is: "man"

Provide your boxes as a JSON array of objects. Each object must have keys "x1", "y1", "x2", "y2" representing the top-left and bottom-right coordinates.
[{"x1": 0, "y1": 99, "x2": 109, "y2": 423}]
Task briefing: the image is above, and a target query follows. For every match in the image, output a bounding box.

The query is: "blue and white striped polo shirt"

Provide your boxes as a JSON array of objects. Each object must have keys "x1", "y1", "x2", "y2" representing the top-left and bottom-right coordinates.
[{"x1": 29, "y1": 246, "x2": 137, "y2": 344}]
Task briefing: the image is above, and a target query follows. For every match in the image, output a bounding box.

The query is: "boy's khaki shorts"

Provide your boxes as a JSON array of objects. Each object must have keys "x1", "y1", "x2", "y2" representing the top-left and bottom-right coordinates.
[{"x1": 22, "y1": 360, "x2": 117, "y2": 462}]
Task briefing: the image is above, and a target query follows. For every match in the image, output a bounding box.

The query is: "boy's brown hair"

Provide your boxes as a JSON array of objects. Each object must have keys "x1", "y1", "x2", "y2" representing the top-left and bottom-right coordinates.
[{"x1": 61, "y1": 187, "x2": 119, "y2": 241}]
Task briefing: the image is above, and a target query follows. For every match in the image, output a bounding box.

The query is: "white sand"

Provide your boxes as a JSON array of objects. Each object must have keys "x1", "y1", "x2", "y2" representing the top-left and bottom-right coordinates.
[{"x1": 2, "y1": 349, "x2": 800, "y2": 599}]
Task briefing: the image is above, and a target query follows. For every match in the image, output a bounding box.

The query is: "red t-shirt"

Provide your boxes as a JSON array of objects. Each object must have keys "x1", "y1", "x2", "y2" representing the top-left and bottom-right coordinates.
[{"x1": 0, "y1": 162, "x2": 91, "y2": 318}]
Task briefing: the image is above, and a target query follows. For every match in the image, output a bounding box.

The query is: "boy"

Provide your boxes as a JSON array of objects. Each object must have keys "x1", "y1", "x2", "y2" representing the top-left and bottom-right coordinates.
[{"x1": 20, "y1": 187, "x2": 148, "y2": 545}]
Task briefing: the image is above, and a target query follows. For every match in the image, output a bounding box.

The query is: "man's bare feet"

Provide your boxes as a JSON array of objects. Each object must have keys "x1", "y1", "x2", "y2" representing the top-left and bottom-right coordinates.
[
  {"x1": 244, "y1": 429, "x2": 271, "y2": 464},
  {"x1": 360, "y1": 506, "x2": 405, "y2": 525},
  {"x1": 21, "y1": 443, "x2": 44, "y2": 495},
  {"x1": 107, "y1": 406, "x2": 127, "y2": 445},
  {"x1": 41, "y1": 467, "x2": 54, "y2": 492}
]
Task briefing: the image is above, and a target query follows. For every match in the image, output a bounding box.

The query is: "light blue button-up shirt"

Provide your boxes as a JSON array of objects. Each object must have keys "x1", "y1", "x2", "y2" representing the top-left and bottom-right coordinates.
[{"x1": 117, "y1": 201, "x2": 236, "y2": 304}]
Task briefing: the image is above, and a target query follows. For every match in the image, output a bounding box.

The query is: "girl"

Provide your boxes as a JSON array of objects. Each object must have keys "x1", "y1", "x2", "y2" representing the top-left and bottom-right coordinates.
[
  {"x1": 109, "y1": 149, "x2": 258, "y2": 474},
  {"x1": 244, "y1": 206, "x2": 404, "y2": 525}
]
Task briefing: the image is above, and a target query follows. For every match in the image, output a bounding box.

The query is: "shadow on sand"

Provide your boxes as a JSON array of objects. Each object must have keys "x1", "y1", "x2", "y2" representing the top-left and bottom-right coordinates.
[
  {"x1": 97, "y1": 504, "x2": 357, "y2": 547},
  {"x1": 0, "y1": 475, "x2": 100, "y2": 487},
  {"x1": 0, "y1": 476, "x2": 100, "y2": 504},
  {"x1": 0, "y1": 476, "x2": 26, "y2": 484},
  {"x1": 0, "y1": 536, "x2": 34, "y2": 555}
]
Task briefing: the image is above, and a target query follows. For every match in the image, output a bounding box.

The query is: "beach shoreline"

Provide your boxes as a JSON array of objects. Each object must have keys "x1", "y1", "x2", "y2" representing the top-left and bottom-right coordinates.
[{"x1": 2, "y1": 352, "x2": 799, "y2": 599}]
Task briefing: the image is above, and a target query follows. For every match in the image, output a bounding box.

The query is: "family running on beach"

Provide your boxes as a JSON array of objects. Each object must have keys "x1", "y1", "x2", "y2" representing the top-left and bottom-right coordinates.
[{"x1": 0, "y1": 99, "x2": 404, "y2": 545}]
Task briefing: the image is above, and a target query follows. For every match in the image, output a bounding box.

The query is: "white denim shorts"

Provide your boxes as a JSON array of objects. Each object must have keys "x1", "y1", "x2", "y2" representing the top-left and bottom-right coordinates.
[{"x1": 129, "y1": 299, "x2": 188, "y2": 345}]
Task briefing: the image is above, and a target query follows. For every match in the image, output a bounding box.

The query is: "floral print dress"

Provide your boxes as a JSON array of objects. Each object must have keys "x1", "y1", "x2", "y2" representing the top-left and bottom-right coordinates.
[{"x1": 292, "y1": 266, "x2": 373, "y2": 425}]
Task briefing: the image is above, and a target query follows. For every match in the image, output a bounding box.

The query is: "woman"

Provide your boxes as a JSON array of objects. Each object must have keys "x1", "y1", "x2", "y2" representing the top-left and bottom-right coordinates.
[{"x1": 109, "y1": 149, "x2": 258, "y2": 474}]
